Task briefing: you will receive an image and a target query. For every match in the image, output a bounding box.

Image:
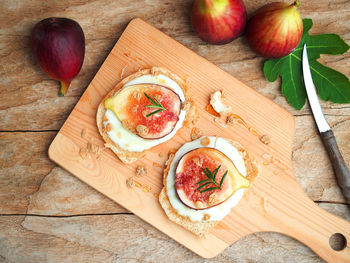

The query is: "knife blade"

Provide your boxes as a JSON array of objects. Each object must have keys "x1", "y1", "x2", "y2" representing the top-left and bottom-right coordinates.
[{"x1": 302, "y1": 44, "x2": 350, "y2": 205}]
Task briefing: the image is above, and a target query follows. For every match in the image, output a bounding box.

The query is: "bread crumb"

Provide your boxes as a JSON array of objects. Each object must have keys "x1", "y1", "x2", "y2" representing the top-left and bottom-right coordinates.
[
  {"x1": 126, "y1": 177, "x2": 135, "y2": 188},
  {"x1": 134, "y1": 180, "x2": 142, "y2": 187},
  {"x1": 87, "y1": 142, "x2": 101, "y2": 155},
  {"x1": 191, "y1": 117, "x2": 199, "y2": 126},
  {"x1": 182, "y1": 100, "x2": 191, "y2": 111},
  {"x1": 81, "y1": 129, "x2": 88, "y2": 139},
  {"x1": 214, "y1": 117, "x2": 227, "y2": 128},
  {"x1": 153, "y1": 162, "x2": 163, "y2": 168},
  {"x1": 240, "y1": 149, "x2": 247, "y2": 158},
  {"x1": 202, "y1": 214, "x2": 211, "y2": 221},
  {"x1": 106, "y1": 123, "x2": 113, "y2": 132},
  {"x1": 136, "y1": 166, "x2": 147, "y2": 177},
  {"x1": 153, "y1": 193, "x2": 159, "y2": 198},
  {"x1": 158, "y1": 152, "x2": 165, "y2": 158},
  {"x1": 151, "y1": 67, "x2": 160, "y2": 76},
  {"x1": 165, "y1": 153, "x2": 175, "y2": 167},
  {"x1": 260, "y1": 135, "x2": 270, "y2": 145},
  {"x1": 226, "y1": 114, "x2": 238, "y2": 125},
  {"x1": 249, "y1": 127, "x2": 259, "y2": 136},
  {"x1": 200, "y1": 136, "x2": 210, "y2": 146},
  {"x1": 103, "y1": 115, "x2": 108, "y2": 122},
  {"x1": 136, "y1": 124, "x2": 149, "y2": 136},
  {"x1": 79, "y1": 148, "x2": 90, "y2": 160},
  {"x1": 262, "y1": 153, "x2": 272, "y2": 160},
  {"x1": 263, "y1": 161, "x2": 269, "y2": 166},
  {"x1": 143, "y1": 185, "x2": 152, "y2": 192},
  {"x1": 220, "y1": 89, "x2": 227, "y2": 98},
  {"x1": 191, "y1": 127, "x2": 203, "y2": 140},
  {"x1": 210, "y1": 90, "x2": 232, "y2": 116}
]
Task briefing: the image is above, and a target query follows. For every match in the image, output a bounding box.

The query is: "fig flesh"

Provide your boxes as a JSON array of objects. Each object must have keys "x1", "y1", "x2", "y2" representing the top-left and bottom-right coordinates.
[
  {"x1": 104, "y1": 84, "x2": 181, "y2": 139},
  {"x1": 175, "y1": 147, "x2": 250, "y2": 210}
]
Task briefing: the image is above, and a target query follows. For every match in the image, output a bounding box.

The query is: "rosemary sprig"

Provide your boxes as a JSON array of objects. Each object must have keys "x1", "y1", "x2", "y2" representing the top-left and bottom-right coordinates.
[
  {"x1": 196, "y1": 165, "x2": 228, "y2": 193},
  {"x1": 144, "y1": 92, "x2": 166, "y2": 117}
]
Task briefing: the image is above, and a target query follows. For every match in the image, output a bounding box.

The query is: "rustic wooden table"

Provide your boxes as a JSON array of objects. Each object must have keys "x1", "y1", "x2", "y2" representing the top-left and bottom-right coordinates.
[{"x1": 1, "y1": 0, "x2": 349, "y2": 262}]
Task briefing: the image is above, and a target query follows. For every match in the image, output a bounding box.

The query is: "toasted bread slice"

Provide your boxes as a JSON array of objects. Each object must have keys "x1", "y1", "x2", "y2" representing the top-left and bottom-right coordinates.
[
  {"x1": 96, "y1": 67, "x2": 195, "y2": 164},
  {"x1": 159, "y1": 139, "x2": 258, "y2": 237}
]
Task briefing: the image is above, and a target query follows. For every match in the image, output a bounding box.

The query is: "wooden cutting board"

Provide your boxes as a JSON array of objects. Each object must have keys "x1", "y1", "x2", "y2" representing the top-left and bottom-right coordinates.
[{"x1": 48, "y1": 18, "x2": 350, "y2": 261}]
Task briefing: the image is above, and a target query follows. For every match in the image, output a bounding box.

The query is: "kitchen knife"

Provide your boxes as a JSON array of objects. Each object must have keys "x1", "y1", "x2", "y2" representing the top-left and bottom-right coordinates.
[{"x1": 302, "y1": 44, "x2": 350, "y2": 205}]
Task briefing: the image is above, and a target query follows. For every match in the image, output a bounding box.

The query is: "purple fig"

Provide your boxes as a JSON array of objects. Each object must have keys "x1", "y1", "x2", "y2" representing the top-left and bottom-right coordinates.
[{"x1": 31, "y1": 17, "x2": 85, "y2": 96}]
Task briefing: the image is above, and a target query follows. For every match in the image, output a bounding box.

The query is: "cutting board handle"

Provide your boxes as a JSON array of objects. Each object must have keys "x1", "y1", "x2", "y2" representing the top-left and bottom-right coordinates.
[{"x1": 266, "y1": 182, "x2": 350, "y2": 262}]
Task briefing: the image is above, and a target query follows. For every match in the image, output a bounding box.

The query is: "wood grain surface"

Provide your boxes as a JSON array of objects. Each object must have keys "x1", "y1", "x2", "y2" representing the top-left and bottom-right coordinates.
[{"x1": 1, "y1": 0, "x2": 350, "y2": 262}]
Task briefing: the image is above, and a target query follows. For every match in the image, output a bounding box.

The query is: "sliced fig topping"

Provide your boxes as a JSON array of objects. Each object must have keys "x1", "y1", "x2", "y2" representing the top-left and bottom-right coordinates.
[
  {"x1": 104, "y1": 84, "x2": 181, "y2": 139},
  {"x1": 175, "y1": 147, "x2": 250, "y2": 210}
]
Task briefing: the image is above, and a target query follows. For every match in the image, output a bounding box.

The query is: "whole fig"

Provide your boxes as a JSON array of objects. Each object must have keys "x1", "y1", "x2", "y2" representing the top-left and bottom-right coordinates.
[
  {"x1": 191, "y1": 0, "x2": 247, "y2": 45},
  {"x1": 31, "y1": 17, "x2": 85, "y2": 96},
  {"x1": 246, "y1": 1, "x2": 303, "y2": 58}
]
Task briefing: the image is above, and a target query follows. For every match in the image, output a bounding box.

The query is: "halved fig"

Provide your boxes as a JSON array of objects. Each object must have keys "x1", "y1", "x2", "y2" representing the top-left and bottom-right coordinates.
[
  {"x1": 175, "y1": 147, "x2": 249, "y2": 210},
  {"x1": 104, "y1": 84, "x2": 181, "y2": 139}
]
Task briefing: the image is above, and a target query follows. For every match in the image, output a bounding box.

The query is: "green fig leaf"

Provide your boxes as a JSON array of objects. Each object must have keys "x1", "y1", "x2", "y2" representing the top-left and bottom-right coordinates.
[{"x1": 263, "y1": 18, "x2": 350, "y2": 110}]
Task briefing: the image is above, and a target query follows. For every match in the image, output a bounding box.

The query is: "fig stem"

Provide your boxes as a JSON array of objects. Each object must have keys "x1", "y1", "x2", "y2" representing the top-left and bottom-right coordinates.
[
  {"x1": 203, "y1": 0, "x2": 214, "y2": 7},
  {"x1": 293, "y1": 0, "x2": 300, "y2": 7},
  {"x1": 58, "y1": 81, "x2": 70, "y2": 96}
]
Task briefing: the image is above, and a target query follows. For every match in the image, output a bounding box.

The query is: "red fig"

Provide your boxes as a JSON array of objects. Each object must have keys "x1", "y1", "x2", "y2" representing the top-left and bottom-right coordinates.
[
  {"x1": 246, "y1": 1, "x2": 303, "y2": 58},
  {"x1": 31, "y1": 17, "x2": 85, "y2": 96},
  {"x1": 191, "y1": 0, "x2": 247, "y2": 45}
]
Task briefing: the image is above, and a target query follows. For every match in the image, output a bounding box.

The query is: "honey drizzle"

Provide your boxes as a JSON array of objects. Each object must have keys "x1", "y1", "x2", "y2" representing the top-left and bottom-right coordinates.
[
  {"x1": 260, "y1": 197, "x2": 268, "y2": 216},
  {"x1": 224, "y1": 113, "x2": 289, "y2": 175},
  {"x1": 133, "y1": 179, "x2": 160, "y2": 199},
  {"x1": 205, "y1": 104, "x2": 220, "y2": 117},
  {"x1": 121, "y1": 49, "x2": 151, "y2": 76},
  {"x1": 119, "y1": 63, "x2": 128, "y2": 79}
]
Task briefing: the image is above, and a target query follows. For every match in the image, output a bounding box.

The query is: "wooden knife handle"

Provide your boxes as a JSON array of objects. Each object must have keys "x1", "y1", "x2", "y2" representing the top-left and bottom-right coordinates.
[{"x1": 320, "y1": 130, "x2": 350, "y2": 205}]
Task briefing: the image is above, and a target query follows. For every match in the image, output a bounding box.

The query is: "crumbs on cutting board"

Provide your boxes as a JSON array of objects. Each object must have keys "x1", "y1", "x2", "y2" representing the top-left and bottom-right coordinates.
[
  {"x1": 165, "y1": 153, "x2": 175, "y2": 167},
  {"x1": 126, "y1": 177, "x2": 135, "y2": 188},
  {"x1": 120, "y1": 49, "x2": 151, "y2": 79},
  {"x1": 207, "y1": 90, "x2": 272, "y2": 147},
  {"x1": 191, "y1": 127, "x2": 203, "y2": 140},
  {"x1": 214, "y1": 117, "x2": 227, "y2": 128},
  {"x1": 79, "y1": 128, "x2": 105, "y2": 160},
  {"x1": 126, "y1": 176, "x2": 156, "y2": 196},
  {"x1": 143, "y1": 185, "x2": 152, "y2": 192},
  {"x1": 200, "y1": 136, "x2": 210, "y2": 146},
  {"x1": 136, "y1": 166, "x2": 147, "y2": 177},
  {"x1": 260, "y1": 134, "x2": 271, "y2": 145},
  {"x1": 81, "y1": 128, "x2": 88, "y2": 139},
  {"x1": 261, "y1": 153, "x2": 274, "y2": 166},
  {"x1": 153, "y1": 162, "x2": 163, "y2": 168}
]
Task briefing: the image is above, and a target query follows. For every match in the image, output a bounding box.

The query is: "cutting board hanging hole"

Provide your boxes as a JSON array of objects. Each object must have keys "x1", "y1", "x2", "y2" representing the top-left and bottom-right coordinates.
[{"x1": 329, "y1": 233, "x2": 347, "y2": 251}]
